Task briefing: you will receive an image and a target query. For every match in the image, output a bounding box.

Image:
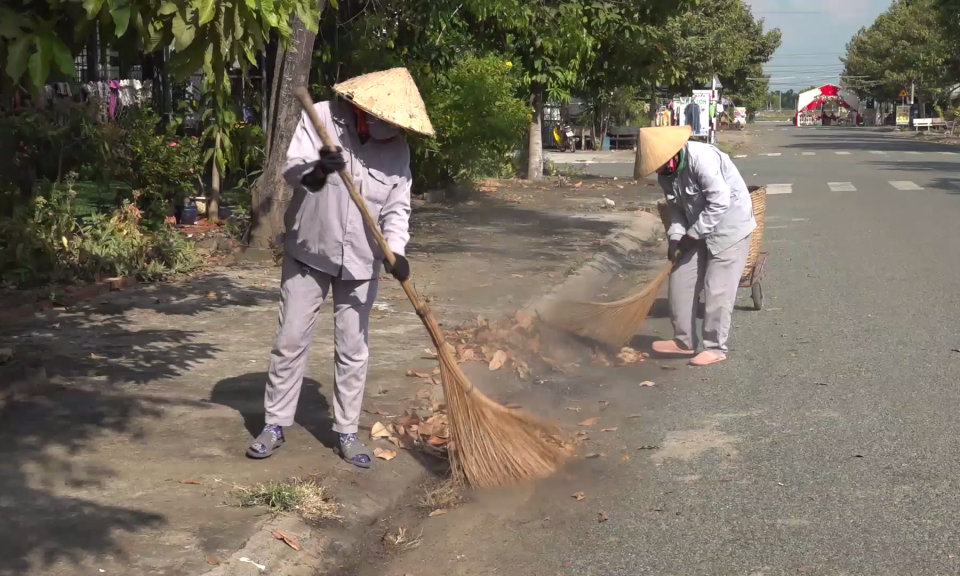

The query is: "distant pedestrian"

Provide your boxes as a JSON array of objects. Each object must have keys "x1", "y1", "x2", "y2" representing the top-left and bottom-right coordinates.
[{"x1": 636, "y1": 126, "x2": 757, "y2": 366}]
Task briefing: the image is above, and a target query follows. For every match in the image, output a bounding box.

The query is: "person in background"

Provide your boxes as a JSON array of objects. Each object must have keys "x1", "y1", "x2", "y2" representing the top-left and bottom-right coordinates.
[
  {"x1": 635, "y1": 125, "x2": 756, "y2": 366},
  {"x1": 247, "y1": 68, "x2": 434, "y2": 467}
]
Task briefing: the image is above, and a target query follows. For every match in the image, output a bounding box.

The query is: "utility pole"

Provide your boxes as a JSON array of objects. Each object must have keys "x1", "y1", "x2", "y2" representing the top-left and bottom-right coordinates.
[
  {"x1": 910, "y1": 81, "x2": 915, "y2": 105},
  {"x1": 778, "y1": 90, "x2": 782, "y2": 112}
]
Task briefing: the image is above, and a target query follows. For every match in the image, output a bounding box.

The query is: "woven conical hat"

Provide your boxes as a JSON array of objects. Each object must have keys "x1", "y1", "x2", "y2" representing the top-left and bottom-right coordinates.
[
  {"x1": 333, "y1": 68, "x2": 435, "y2": 137},
  {"x1": 636, "y1": 126, "x2": 692, "y2": 177}
]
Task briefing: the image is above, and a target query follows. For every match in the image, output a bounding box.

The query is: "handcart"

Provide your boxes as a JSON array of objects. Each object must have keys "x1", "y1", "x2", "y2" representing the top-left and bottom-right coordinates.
[{"x1": 739, "y1": 185, "x2": 769, "y2": 310}]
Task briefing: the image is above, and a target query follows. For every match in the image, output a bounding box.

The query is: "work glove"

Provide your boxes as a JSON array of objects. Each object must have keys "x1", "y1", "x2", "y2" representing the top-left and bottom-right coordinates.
[
  {"x1": 318, "y1": 146, "x2": 346, "y2": 175},
  {"x1": 386, "y1": 254, "x2": 410, "y2": 282},
  {"x1": 300, "y1": 146, "x2": 346, "y2": 190},
  {"x1": 667, "y1": 240, "x2": 681, "y2": 263},
  {"x1": 677, "y1": 234, "x2": 698, "y2": 256}
]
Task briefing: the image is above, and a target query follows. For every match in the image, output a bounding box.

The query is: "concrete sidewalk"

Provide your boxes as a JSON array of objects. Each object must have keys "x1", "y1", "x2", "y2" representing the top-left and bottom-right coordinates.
[{"x1": 0, "y1": 178, "x2": 662, "y2": 576}]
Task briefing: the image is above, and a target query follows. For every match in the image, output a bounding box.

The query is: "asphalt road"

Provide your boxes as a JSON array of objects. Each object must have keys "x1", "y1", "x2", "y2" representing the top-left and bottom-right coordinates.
[{"x1": 355, "y1": 125, "x2": 960, "y2": 576}]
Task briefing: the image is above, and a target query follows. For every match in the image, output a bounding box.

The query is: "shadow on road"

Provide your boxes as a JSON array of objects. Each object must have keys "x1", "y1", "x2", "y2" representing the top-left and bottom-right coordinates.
[{"x1": 0, "y1": 273, "x2": 276, "y2": 576}]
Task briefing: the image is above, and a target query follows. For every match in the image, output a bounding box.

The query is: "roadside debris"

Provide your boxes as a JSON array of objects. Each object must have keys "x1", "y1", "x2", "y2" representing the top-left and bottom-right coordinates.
[
  {"x1": 271, "y1": 529, "x2": 301, "y2": 551},
  {"x1": 239, "y1": 557, "x2": 266, "y2": 571},
  {"x1": 572, "y1": 492, "x2": 586, "y2": 501}
]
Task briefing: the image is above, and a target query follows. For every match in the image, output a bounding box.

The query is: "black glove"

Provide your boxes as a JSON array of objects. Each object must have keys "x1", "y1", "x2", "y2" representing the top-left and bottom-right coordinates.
[
  {"x1": 386, "y1": 254, "x2": 410, "y2": 282},
  {"x1": 668, "y1": 240, "x2": 681, "y2": 263},
  {"x1": 318, "y1": 145, "x2": 345, "y2": 175},
  {"x1": 300, "y1": 146, "x2": 345, "y2": 190},
  {"x1": 677, "y1": 234, "x2": 698, "y2": 256}
]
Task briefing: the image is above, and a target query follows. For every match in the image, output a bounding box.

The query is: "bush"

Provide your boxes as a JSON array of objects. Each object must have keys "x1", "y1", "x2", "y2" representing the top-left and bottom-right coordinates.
[
  {"x1": 411, "y1": 55, "x2": 531, "y2": 189},
  {"x1": 0, "y1": 176, "x2": 199, "y2": 287}
]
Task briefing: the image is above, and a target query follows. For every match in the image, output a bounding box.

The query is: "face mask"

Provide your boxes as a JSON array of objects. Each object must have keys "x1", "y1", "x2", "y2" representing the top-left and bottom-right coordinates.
[{"x1": 367, "y1": 116, "x2": 400, "y2": 140}]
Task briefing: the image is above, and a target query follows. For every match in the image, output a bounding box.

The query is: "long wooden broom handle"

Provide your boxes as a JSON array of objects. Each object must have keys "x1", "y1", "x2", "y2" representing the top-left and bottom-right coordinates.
[{"x1": 292, "y1": 89, "x2": 443, "y2": 344}]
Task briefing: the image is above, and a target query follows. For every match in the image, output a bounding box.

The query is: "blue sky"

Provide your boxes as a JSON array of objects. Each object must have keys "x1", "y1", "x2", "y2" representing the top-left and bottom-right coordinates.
[{"x1": 745, "y1": 0, "x2": 893, "y2": 92}]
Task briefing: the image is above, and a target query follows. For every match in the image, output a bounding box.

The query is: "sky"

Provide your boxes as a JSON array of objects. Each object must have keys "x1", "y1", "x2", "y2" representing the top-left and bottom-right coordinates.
[{"x1": 744, "y1": 0, "x2": 893, "y2": 93}]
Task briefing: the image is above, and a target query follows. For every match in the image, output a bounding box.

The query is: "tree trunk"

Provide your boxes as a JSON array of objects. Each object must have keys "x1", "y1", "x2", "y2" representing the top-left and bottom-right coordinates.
[
  {"x1": 526, "y1": 90, "x2": 543, "y2": 180},
  {"x1": 248, "y1": 0, "x2": 326, "y2": 249},
  {"x1": 209, "y1": 131, "x2": 221, "y2": 222}
]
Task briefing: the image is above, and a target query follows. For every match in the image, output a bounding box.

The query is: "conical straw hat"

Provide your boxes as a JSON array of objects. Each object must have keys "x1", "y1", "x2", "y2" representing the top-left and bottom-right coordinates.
[
  {"x1": 333, "y1": 68, "x2": 435, "y2": 137},
  {"x1": 636, "y1": 126, "x2": 692, "y2": 177}
]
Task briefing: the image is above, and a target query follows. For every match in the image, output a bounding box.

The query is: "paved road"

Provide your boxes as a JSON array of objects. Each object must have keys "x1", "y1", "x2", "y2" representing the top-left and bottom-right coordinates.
[{"x1": 354, "y1": 126, "x2": 960, "y2": 576}]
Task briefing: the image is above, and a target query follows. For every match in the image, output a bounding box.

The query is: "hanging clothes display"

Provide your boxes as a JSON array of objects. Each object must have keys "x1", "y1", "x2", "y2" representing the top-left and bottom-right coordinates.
[{"x1": 685, "y1": 102, "x2": 701, "y2": 134}]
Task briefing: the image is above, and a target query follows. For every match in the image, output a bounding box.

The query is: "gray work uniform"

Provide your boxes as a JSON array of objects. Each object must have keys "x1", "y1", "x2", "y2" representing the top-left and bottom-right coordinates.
[
  {"x1": 264, "y1": 100, "x2": 412, "y2": 434},
  {"x1": 658, "y1": 141, "x2": 756, "y2": 354}
]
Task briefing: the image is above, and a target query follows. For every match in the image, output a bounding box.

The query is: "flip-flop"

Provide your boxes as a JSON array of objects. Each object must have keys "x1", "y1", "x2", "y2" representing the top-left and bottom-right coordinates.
[
  {"x1": 690, "y1": 351, "x2": 726, "y2": 366},
  {"x1": 338, "y1": 433, "x2": 372, "y2": 469},
  {"x1": 651, "y1": 340, "x2": 697, "y2": 356},
  {"x1": 247, "y1": 426, "x2": 285, "y2": 459}
]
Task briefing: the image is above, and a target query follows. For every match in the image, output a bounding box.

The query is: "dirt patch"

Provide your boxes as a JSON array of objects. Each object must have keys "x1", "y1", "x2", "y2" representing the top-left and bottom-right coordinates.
[{"x1": 650, "y1": 420, "x2": 740, "y2": 465}]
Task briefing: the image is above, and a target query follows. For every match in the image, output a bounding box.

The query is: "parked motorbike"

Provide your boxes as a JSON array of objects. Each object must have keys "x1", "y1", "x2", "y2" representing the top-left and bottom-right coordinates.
[{"x1": 552, "y1": 123, "x2": 576, "y2": 152}]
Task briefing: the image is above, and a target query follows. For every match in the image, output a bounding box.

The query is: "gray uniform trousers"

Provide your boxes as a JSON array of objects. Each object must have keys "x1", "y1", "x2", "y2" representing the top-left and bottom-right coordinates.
[
  {"x1": 264, "y1": 256, "x2": 377, "y2": 434},
  {"x1": 669, "y1": 235, "x2": 749, "y2": 353}
]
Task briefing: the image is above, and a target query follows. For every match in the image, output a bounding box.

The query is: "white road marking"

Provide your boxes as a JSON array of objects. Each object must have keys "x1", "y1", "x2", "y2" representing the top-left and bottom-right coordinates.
[
  {"x1": 835, "y1": 151, "x2": 852, "y2": 155},
  {"x1": 801, "y1": 152, "x2": 816, "y2": 156},
  {"x1": 828, "y1": 182, "x2": 857, "y2": 192},
  {"x1": 939, "y1": 151, "x2": 958, "y2": 155},
  {"x1": 905, "y1": 151, "x2": 921, "y2": 155},
  {"x1": 767, "y1": 225, "x2": 790, "y2": 229},
  {"x1": 764, "y1": 153, "x2": 782, "y2": 157},
  {"x1": 889, "y1": 180, "x2": 924, "y2": 190},
  {"x1": 869, "y1": 151, "x2": 887, "y2": 154},
  {"x1": 734, "y1": 154, "x2": 748, "y2": 158},
  {"x1": 766, "y1": 183, "x2": 793, "y2": 195}
]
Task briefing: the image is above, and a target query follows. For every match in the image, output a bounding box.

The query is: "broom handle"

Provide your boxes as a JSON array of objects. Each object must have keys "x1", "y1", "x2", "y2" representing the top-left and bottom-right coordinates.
[{"x1": 293, "y1": 89, "x2": 456, "y2": 375}]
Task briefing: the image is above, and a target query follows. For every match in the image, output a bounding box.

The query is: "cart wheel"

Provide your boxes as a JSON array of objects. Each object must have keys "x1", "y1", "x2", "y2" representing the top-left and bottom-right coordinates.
[{"x1": 751, "y1": 283, "x2": 763, "y2": 310}]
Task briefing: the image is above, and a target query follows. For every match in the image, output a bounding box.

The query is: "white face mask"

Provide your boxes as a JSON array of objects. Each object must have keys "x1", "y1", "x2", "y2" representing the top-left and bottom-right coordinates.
[{"x1": 367, "y1": 115, "x2": 400, "y2": 140}]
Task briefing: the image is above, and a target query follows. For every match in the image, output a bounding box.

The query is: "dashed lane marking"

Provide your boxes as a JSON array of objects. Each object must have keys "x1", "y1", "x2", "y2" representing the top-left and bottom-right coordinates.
[
  {"x1": 828, "y1": 182, "x2": 856, "y2": 192},
  {"x1": 889, "y1": 181, "x2": 924, "y2": 191}
]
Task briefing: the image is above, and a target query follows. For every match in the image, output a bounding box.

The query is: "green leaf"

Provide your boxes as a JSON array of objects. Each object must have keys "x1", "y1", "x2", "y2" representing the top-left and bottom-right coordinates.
[
  {"x1": 82, "y1": 0, "x2": 103, "y2": 18},
  {"x1": 158, "y1": 2, "x2": 178, "y2": 15},
  {"x1": 171, "y1": 12, "x2": 196, "y2": 51},
  {"x1": 28, "y1": 35, "x2": 52, "y2": 91},
  {"x1": 50, "y1": 36, "x2": 75, "y2": 77},
  {"x1": 144, "y1": 20, "x2": 167, "y2": 52},
  {"x1": 110, "y1": 3, "x2": 132, "y2": 36},
  {"x1": 194, "y1": 0, "x2": 216, "y2": 26},
  {"x1": 5, "y1": 34, "x2": 32, "y2": 82},
  {"x1": 0, "y1": 9, "x2": 22, "y2": 38}
]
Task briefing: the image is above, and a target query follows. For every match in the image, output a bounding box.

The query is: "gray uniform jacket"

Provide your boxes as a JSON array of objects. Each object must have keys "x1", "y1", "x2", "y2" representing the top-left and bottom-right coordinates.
[
  {"x1": 282, "y1": 100, "x2": 412, "y2": 280},
  {"x1": 658, "y1": 141, "x2": 757, "y2": 255}
]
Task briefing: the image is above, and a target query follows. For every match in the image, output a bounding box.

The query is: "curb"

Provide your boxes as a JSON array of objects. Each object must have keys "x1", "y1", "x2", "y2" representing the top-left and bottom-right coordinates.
[{"x1": 0, "y1": 276, "x2": 137, "y2": 324}]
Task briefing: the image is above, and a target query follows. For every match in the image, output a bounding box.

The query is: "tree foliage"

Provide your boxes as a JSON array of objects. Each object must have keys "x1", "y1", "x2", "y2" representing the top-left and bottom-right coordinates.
[{"x1": 843, "y1": 0, "x2": 955, "y2": 103}]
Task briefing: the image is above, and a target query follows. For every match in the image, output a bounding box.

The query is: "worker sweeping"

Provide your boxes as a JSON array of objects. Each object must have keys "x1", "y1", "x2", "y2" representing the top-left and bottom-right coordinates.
[
  {"x1": 636, "y1": 126, "x2": 756, "y2": 366},
  {"x1": 247, "y1": 69, "x2": 434, "y2": 467}
]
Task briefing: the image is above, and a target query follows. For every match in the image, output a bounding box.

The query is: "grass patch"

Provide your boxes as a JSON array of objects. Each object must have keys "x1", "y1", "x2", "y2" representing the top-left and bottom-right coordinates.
[
  {"x1": 418, "y1": 478, "x2": 465, "y2": 512},
  {"x1": 233, "y1": 476, "x2": 341, "y2": 522},
  {"x1": 565, "y1": 256, "x2": 588, "y2": 277}
]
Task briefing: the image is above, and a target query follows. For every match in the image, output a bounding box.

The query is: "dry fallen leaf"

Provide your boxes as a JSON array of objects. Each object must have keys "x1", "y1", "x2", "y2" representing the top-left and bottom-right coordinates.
[
  {"x1": 180, "y1": 479, "x2": 202, "y2": 485},
  {"x1": 572, "y1": 492, "x2": 586, "y2": 501},
  {"x1": 565, "y1": 406, "x2": 582, "y2": 412},
  {"x1": 406, "y1": 369, "x2": 430, "y2": 378},
  {"x1": 597, "y1": 512, "x2": 609, "y2": 523},
  {"x1": 488, "y1": 350, "x2": 507, "y2": 371},
  {"x1": 511, "y1": 274, "x2": 525, "y2": 278},
  {"x1": 271, "y1": 529, "x2": 301, "y2": 551},
  {"x1": 573, "y1": 181, "x2": 583, "y2": 188},
  {"x1": 89, "y1": 353, "x2": 106, "y2": 360},
  {"x1": 428, "y1": 509, "x2": 448, "y2": 517},
  {"x1": 600, "y1": 427, "x2": 618, "y2": 432},
  {"x1": 205, "y1": 291, "x2": 217, "y2": 298},
  {"x1": 626, "y1": 414, "x2": 642, "y2": 419},
  {"x1": 640, "y1": 381, "x2": 656, "y2": 387},
  {"x1": 371, "y1": 422, "x2": 391, "y2": 439},
  {"x1": 205, "y1": 556, "x2": 221, "y2": 566},
  {"x1": 621, "y1": 453, "x2": 630, "y2": 462},
  {"x1": 579, "y1": 417, "x2": 601, "y2": 427},
  {"x1": 373, "y1": 447, "x2": 397, "y2": 461},
  {"x1": 422, "y1": 349, "x2": 438, "y2": 359}
]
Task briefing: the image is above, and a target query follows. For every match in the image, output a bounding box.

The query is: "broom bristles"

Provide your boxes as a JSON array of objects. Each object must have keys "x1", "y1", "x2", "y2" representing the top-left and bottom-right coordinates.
[
  {"x1": 437, "y1": 343, "x2": 565, "y2": 488},
  {"x1": 542, "y1": 262, "x2": 673, "y2": 348}
]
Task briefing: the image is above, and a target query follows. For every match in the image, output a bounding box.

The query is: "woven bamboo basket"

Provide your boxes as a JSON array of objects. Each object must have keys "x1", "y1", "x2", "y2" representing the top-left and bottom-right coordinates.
[
  {"x1": 744, "y1": 185, "x2": 767, "y2": 275},
  {"x1": 655, "y1": 184, "x2": 766, "y2": 280}
]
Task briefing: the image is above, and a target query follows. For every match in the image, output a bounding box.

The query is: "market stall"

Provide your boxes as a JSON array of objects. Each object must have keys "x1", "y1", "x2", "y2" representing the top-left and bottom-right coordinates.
[{"x1": 795, "y1": 84, "x2": 861, "y2": 127}]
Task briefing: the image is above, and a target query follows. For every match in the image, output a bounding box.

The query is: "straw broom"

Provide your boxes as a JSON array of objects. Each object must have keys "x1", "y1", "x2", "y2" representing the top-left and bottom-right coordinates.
[
  {"x1": 541, "y1": 202, "x2": 675, "y2": 349},
  {"x1": 293, "y1": 89, "x2": 564, "y2": 488}
]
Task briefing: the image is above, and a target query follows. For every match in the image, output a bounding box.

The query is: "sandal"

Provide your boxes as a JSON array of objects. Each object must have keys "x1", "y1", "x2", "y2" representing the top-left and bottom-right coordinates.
[
  {"x1": 338, "y1": 433, "x2": 372, "y2": 468},
  {"x1": 247, "y1": 425, "x2": 285, "y2": 459}
]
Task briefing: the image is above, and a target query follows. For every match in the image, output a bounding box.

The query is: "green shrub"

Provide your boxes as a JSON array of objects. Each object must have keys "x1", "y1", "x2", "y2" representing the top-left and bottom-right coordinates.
[
  {"x1": 411, "y1": 55, "x2": 531, "y2": 189},
  {"x1": 0, "y1": 176, "x2": 199, "y2": 287}
]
